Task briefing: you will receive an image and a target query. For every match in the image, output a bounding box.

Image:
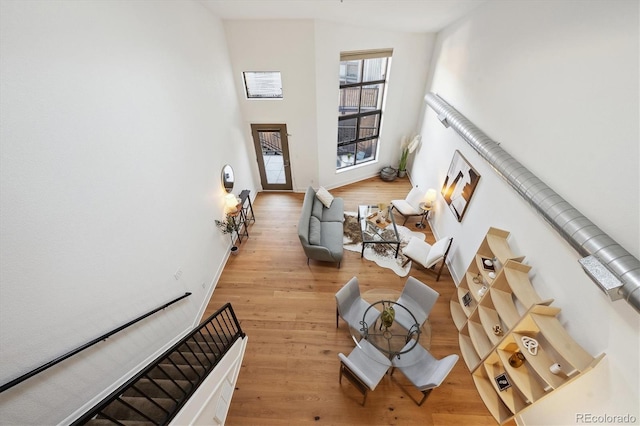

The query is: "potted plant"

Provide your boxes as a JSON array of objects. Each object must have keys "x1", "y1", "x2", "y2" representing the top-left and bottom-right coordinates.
[
  {"x1": 398, "y1": 134, "x2": 421, "y2": 177},
  {"x1": 215, "y1": 216, "x2": 238, "y2": 254}
]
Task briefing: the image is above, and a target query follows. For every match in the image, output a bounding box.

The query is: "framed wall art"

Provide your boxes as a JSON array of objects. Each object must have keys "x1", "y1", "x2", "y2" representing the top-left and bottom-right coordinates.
[{"x1": 441, "y1": 150, "x2": 481, "y2": 222}]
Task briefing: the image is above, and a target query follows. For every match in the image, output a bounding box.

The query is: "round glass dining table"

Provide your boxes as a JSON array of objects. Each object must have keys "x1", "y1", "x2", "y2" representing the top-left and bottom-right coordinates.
[{"x1": 349, "y1": 288, "x2": 432, "y2": 363}]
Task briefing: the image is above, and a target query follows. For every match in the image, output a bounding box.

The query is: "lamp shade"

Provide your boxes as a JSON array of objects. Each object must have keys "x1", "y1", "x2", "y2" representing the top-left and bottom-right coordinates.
[
  {"x1": 424, "y1": 188, "x2": 437, "y2": 206},
  {"x1": 224, "y1": 193, "x2": 239, "y2": 213}
]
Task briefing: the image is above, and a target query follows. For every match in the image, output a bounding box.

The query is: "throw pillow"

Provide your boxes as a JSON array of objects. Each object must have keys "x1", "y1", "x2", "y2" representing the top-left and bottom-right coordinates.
[
  {"x1": 309, "y1": 216, "x2": 322, "y2": 245},
  {"x1": 315, "y1": 186, "x2": 334, "y2": 208}
]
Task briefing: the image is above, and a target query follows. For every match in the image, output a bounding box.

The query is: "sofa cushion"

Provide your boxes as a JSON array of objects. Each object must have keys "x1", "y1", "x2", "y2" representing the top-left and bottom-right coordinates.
[
  {"x1": 315, "y1": 186, "x2": 334, "y2": 208},
  {"x1": 309, "y1": 216, "x2": 322, "y2": 245},
  {"x1": 311, "y1": 197, "x2": 324, "y2": 220},
  {"x1": 321, "y1": 197, "x2": 345, "y2": 223},
  {"x1": 321, "y1": 221, "x2": 344, "y2": 256}
]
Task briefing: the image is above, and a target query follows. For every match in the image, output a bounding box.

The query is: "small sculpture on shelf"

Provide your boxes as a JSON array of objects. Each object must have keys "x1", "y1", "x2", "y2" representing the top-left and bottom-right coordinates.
[
  {"x1": 521, "y1": 336, "x2": 539, "y2": 355},
  {"x1": 492, "y1": 325, "x2": 503, "y2": 336},
  {"x1": 508, "y1": 352, "x2": 526, "y2": 368}
]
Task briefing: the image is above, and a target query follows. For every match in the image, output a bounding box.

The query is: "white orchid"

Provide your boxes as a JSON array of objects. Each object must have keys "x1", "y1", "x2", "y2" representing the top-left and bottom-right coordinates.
[{"x1": 398, "y1": 134, "x2": 421, "y2": 171}]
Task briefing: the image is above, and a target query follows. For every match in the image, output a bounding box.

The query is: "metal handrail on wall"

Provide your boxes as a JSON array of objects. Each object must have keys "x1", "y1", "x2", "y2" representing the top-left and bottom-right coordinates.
[
  {"x1": 72, "y1": 302, "x2": 245, "y2": 425},
  {"x1": 0, "y1": 292, "x2": 192, "y2": 393}
]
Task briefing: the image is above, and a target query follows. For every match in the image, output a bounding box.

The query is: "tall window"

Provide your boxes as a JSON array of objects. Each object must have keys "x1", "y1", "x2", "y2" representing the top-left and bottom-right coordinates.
[{"x1": 337, "y1": 49, "x2": 392, "y2": 170}]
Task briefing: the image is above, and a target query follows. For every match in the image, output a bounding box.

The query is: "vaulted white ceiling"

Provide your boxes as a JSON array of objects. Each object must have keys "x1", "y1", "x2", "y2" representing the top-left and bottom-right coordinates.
[{"x1": 200, "y1": 0, "x2": 486, "y2": 33}]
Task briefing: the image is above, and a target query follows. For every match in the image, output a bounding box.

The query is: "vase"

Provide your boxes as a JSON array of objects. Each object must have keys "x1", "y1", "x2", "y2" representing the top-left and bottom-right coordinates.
[
  {"x1": 397, "y1": 169, "x2": 406, "y2": 178},
  {"x1": 381, "y1": 305, "x2": 395, "y2": 328},
  {"x1": 509, "y1": 352, "x2": 526, "y2": 368},
  {"x1": 230, "y1": 246, "x2": 239, "y2": 256}
]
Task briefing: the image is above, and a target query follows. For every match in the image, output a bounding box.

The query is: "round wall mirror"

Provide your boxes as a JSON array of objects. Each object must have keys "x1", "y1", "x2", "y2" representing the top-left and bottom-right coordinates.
[{"x1": 222, "y1": 164, "x2": 234, "y2": 193}]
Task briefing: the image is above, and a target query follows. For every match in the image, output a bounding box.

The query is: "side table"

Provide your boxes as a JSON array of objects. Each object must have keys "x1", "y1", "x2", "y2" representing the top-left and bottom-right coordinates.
[{"x1": 415, "y1": 203, "x2": 432, "y2": 229}]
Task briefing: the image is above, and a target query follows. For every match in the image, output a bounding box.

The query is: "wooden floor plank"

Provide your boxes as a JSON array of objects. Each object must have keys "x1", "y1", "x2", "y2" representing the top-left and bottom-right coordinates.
[{"x1": 202, "y1": 177, "x2": 497, "y2": 425}]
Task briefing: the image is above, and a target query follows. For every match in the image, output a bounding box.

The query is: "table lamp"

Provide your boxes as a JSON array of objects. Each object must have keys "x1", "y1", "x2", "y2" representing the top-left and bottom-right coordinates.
[
  {"x1": 424, "y1": 188, "x2": 437, "y2": 208},
  {"x1": 224, "y1": 193, "x2": 240, "y2": 214}
]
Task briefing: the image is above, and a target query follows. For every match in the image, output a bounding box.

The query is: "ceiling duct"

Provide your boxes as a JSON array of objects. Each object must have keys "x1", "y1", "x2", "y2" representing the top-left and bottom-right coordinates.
[{"x1": 425, "y1": 92, "x2": 640, "y2": 314}]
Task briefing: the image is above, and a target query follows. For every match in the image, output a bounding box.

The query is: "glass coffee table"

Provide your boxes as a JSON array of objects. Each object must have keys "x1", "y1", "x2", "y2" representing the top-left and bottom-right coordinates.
[{"x1": 357, "y1": 205, "x2": 401, "y2": 258}]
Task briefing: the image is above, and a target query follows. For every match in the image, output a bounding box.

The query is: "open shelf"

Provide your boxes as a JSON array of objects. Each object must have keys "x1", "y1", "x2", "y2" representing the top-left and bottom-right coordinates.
[
  {"x1": 459, "y1": 323, "x2": 481, "y2": 371},
  {"x1": 450, "y1": 297, "x2": 467, "y2": 330},
  {"x1": 468, "y1": 311, "x2": 493, "y2": 360},
  {"x1": 472, "y1": 364, "x2": 513, "y2": 424},
  {"x1": 452, "y1": 227, "x2": 605, "y2": 424},
  {"x1": 484, "y1": 360, "x2": 528, "y2": 415}
]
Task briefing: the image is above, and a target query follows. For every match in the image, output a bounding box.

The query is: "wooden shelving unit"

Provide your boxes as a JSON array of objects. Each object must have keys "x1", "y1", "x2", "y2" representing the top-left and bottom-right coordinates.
[{"x1": 450, "y1": 227, "x2": 604, "y2": 424}]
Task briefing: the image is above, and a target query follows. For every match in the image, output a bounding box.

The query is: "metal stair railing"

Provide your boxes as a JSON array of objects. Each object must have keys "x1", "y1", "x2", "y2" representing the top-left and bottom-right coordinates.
[{"x1": 72, "y1": 303, "x2": 245, "y2": 426}]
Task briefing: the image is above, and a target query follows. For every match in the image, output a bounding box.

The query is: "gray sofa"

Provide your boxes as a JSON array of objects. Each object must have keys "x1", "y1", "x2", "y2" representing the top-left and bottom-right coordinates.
[{"x1": 298, "y1": 186, "x2": 344, "y2": 267}]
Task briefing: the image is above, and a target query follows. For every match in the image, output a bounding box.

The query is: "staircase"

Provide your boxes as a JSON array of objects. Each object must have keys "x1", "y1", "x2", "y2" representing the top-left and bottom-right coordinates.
[{"x1": 73, "y1": 303, "x2": 244, "y2": 425}]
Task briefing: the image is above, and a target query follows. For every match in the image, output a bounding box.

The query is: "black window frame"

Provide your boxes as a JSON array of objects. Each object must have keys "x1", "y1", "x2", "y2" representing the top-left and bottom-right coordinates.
[{"x1": 336, "y1": 51, "x2": 391, "y2": 170}]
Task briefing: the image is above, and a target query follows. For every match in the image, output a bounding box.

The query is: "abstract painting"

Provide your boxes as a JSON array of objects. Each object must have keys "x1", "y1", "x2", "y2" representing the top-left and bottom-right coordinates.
[{"x1": 441, "y1": 150, "x2": 481, "y2": 222}]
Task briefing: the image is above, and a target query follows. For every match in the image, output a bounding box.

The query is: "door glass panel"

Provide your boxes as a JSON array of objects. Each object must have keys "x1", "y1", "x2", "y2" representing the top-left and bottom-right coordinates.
[{"x1": 257, "y1": 130, "x2": 285, "y2": 184}]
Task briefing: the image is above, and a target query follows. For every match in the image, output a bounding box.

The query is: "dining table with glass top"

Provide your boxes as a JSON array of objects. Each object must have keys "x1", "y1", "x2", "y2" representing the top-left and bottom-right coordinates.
[{"x1": 350, "y1": 289, "x2": 432, "y2": 363}]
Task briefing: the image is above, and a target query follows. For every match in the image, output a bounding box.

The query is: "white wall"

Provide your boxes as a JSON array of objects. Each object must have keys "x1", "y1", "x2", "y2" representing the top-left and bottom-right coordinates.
[
  {"x1": 412, "y1": 1, "x2": 639, "y2": 424},
  {"x1": 223, "y1": 20, "x2": 319, "y2": 191},
  {"x1": 223, "y1": 19, "x2": 435, "y2": 191},
  {"x1": 314, "y1": 21, "x2": 435, "y2": 190},
  {"x1": 0, "y1": 1, "x2": 255, "y2": 424}
]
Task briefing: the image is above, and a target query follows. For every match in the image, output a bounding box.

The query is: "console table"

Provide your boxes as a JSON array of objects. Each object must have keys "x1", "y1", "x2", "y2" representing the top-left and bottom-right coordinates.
[{"x1": 229, "y1": 190, "x2": 255, "y2": 244}]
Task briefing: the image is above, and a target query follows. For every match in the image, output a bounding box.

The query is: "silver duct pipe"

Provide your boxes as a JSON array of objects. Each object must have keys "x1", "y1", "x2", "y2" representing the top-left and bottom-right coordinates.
[{"x1": 425, "y1": 92, "x2": 640, "y2": 314}]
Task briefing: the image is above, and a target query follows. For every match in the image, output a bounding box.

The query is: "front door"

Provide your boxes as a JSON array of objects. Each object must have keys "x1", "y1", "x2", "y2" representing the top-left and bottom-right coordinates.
[{"x1": 250, "y1": 123, "x2": 293, "y2": 191}]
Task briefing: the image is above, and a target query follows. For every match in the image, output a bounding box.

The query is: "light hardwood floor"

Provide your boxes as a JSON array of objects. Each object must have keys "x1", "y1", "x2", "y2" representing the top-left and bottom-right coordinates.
[{"x1": 202, "y1": 177, "x2": 498, "y2": 425}]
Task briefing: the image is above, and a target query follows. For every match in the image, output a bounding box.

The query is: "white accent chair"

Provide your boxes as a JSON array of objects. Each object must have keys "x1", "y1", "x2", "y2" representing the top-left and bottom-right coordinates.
[
  {"x1": 390, "y1": 186, "x2": 426, "y2": 225},
  {"x1": 391, "y1": 341, "x2": 459, "y2": 405},
  {"x1": 393, "y1": 276, "x2": 439, "y2": 333},
  {"x1": 335, "y1": 277, "x2": 381, "y2": 334},
  {"x1": 338, "y1": 339, "x2": 392, "y2": 405},
  {"x1": 401, "y1": 236, "x2": 453, "y2": 281}
]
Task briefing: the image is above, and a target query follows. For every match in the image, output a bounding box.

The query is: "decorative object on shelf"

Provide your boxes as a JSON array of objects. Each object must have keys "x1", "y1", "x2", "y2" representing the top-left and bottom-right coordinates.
[
  {"x1": 482, "y1": 257, "x2": 495, "y2": 271},
  {"x1": 488, "y1": 271, "x2": 496, "y2": 279},
  {"x1": 508, "y1": 352, "x2": 526, "y2": 368},
  {"x1": 398, "y1": 134, "x2": 421, "y2": 177},
  {"x1": 494, "y1": 373, "x2": 512, "y2": 391},
  {"x1": 441, "y1": 150, "x2": 481, "y2": 222},
  {"x1": 549, "y1": 363, "x2": 563, "y2": 375},
  {"x1": 462, "y1": 291, "x2": 472, "y2": 307},
  {"x1": 492, "y1": 325, "x2": 503, "y2": 336},
  {"x1": 473, "y1": 273, "x2": 482, "y2": 284},
  {"x1": 521, "y1": 336, "x2": 539, "y2": 355},
  {"x1": 478, "y1": 285, "x2": 488, "y2": 298},
  {"x1": 380, "y1": 166, "x2": 397, "y2": 182},
  {"x1": 381, "y1": 304, "x2": 395, "y2": 329}
]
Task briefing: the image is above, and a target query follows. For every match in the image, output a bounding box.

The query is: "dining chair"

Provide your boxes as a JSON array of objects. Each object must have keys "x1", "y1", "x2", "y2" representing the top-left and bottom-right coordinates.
[
  {"x1": 338, "y1": 339, "x2": 392, "y2": 406},
  {"x1": 390, "y1": 186, "x2": 426, "y2": 225},
  {"x1": 393, "y1": 276, "x2": 439, "y2": 333},
  {"x1": 391, "y1": 341, "x2": 459, "y2": 405},
  {"x1": 335, "y1": 277, "x2": 381, "y2": 334},
  {"x1": 401, "y1": 236, "x2": 453, "y2": 281}
]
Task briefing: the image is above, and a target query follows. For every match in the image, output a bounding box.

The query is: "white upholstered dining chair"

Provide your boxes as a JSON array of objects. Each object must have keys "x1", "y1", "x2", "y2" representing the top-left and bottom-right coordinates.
[
  {"x1": 391, "y1": 341, "x2": 459, "y2": 406},
  {"x1": 335, "y1": 277, "x2": 381, "y2": 334},
  {"x1": 393, "y1": 276, "x2": 439, "y2": 333},
  {"x1": 338, "y1": 339, "x2": 392, "y2": 406}
]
